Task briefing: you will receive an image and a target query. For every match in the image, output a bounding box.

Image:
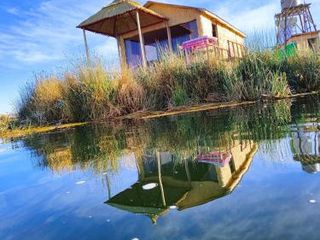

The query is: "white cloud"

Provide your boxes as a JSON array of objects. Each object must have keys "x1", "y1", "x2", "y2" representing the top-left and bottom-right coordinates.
[
  {"x1": 0, "y1": 0, "x2": 319, "y2": 70},
  {"x1": 0, "y1": 0, "x2": 117, "y2": 68},
  {"x1": 216, "y1": 1, "x2": 279, "y2": 31},
  {"x1": 94, "y1": 40, "x2": 118, "y2": 57},
  {"x1": 6, "y1": 7, "x2": 19, "y2": 15}
]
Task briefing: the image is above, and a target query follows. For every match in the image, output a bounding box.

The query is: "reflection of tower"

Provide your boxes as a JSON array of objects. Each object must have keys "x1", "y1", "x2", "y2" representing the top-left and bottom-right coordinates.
[
  {"x1": 275, "y1": 0, "x2": 318, "y2": 48},
  {"x1": 291, "y1": 123, "x2": 320, "y2": 174}
]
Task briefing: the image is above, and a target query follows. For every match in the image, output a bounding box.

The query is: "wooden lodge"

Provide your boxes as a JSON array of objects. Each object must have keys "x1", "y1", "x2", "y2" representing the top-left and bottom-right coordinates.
[{"x1": 78, "y1": 0, "x2": 246, "y2": 68}]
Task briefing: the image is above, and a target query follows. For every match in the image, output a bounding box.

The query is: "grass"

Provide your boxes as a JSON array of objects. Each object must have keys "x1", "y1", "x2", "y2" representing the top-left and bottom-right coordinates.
[
  {"x1": 0, "y1": 122, "x2": 87, "y2": 139},
  {"x1": 14, "y1": 49, "x2": 320, "y2": 126},
  {"x1": 0, "y1": 115, "x2": 13, "y2": 132}
]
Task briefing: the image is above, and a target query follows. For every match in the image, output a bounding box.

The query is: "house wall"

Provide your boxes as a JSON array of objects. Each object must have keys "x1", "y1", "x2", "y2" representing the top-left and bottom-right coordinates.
[
  {"x1": 147, "y1": 4, "x2": 201, "y2": 28},
  {"x1": 288, "y1": 31, "x2": 320, "y2": 51},
  {"x1": 198, "y1": 14, "x2": 244, "y2": 51},
  {"x1": 121, "y1": 6, "x2": 201, "y2": 40},
  {"x1": 216, "y1": 140, "x2": 255, "y2": 187},
  {"x1": 217, "y1": 24, "x2": 245, "y2": 50},
  {"x1": 118, "y1": 4, "x2": 245, "y2": 66},
  {"x1": 119, "y1": 6, "x2": 202, "y2": 66}
]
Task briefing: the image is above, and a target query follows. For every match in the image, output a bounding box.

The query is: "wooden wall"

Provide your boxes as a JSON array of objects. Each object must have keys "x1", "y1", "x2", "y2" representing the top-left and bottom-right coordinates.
[
  {"x1": 216, "y1": 141, "x2": 256, "y2": 187},
  {"x1": 118, "y1": 3, "x2": 246, "y2": 66},
  {"x1": 288, "y1": 31, "x2": 320, "y2": 52}
]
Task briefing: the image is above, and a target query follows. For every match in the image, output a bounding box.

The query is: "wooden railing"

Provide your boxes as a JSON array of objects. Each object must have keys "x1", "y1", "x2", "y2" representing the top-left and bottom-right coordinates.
[
  {"x1": 181, "y1": 37, "x2": 246, "y2": 64},
  {"x1": 227, "y1": 40, "x2": 246, "y2": 59}
]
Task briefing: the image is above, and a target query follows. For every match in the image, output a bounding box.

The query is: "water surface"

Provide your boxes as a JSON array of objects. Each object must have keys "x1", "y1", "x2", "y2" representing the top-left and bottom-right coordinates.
[{"x1": 1, "y1": 96, "x2": 320, "y2": 240}]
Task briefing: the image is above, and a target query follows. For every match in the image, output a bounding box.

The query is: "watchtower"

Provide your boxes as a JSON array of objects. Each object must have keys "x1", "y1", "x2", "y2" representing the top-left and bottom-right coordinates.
[{"x1": 275, "y1": 0, "x2": 318, "y2": 49}]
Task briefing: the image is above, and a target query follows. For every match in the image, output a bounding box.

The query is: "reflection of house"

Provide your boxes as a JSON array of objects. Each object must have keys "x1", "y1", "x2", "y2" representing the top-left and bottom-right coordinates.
[
  {"x1": 106, "y1": 141, "x2": 258, "y2": 223},
  {"x1": 292, "y1": 126, "x2": 320, "y2": 174},
  {"x1": 78, "y1": 0, "x2": 246, "y2": 68}
]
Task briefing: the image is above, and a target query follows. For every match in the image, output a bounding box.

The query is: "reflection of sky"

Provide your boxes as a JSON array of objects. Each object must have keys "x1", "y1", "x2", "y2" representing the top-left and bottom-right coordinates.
[{"x1": 1, "y1": 138, "x2": 320, "y2": 239}]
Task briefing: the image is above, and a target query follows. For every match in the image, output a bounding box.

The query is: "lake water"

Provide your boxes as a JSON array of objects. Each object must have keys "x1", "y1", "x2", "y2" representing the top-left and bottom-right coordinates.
[{"x1": 1, "y1": 96, "x2": 320, "y2": 240}]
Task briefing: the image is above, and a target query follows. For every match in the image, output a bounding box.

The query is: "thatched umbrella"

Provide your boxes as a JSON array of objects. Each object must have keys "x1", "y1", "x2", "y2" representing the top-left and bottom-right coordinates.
[{"x1": 77, "y1": 0, "x2": 171, "y2": 67}]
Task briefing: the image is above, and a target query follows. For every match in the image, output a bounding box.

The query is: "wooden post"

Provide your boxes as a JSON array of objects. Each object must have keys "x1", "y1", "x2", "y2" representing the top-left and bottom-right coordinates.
[
  {"x1": 307, "y1": 7, "x2": 317, "y2": 31},
  {"x1": 156, "y1": 151, "x2": 166, "y2": 207},
  {"x1": 116, "y1": 37, "x2": 126, "y2": 69},
  {"x1": 284, "y1": 15, "x2": 288, "y2": 46},
  {"x1": 206, "y1": 45, "x2": 209, "y2": 62},
  {"x1": 232, "y1": 42, "x2": 236, "y2": 59},
  {"x1": 185, "y1": 49, "x2": 190, "y2": 65},
  {"x1": 184, "y1": 158, "x2": 191, "y2": 186},
  {"x1": 83, "y1": 30, "x2": 90, "y2": 63},
  {"x1": 136, "y1": 11, "x2": 147, "y2": 68},
  {"x1": 236, "y1": 44, "x2": 241, "y2": 58},
  {"x1": 165, "y1": 22, "x2": 173, "y2": 52},
  {"x1": 298, "y1": 14, "x2": 305, "y2": 33},
  {"x1": 105, "y1": 172, "x2": 111, "y2": 200}
]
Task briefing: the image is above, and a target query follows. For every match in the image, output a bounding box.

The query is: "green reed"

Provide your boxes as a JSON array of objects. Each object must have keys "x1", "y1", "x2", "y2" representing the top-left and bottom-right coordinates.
[{"x1": 16, "y1": 49, "x2": 320, "y2": 125}]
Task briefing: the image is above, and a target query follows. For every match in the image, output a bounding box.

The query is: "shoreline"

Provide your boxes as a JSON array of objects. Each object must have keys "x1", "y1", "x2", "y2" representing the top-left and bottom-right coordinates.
[
  {"x1": 122, "y1": 91, "x2": 319, "y2": 120},
  {"x1": 1, "y1": 91, "x2": 319, "y2": 139},
  {"x1": 0, "y1": 122, "x2": 87, "y2": 140}
]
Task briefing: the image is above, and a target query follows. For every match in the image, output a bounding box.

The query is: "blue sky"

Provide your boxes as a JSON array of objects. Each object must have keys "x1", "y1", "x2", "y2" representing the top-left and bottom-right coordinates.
[{"x1": 0, "y1": 0, "x2": 319, "y2": 114}]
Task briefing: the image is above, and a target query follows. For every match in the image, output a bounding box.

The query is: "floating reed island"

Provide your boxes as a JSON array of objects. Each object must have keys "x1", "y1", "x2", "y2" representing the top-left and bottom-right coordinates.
[
  {"x1": 4, "y1": 0, "x2": 320, "y2": 131},
  {"x1": 14, "y1": 50, "x2": 320, "y2": 127}
]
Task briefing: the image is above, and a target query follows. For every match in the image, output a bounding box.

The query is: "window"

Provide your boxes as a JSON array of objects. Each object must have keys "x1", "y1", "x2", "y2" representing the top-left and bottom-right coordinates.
[
  {"x1": 124, "y1": 39, "x2": 142, "y2": 68},
  {"x1": 308, "y1": 37, "x2": 317, "y2": 51},
  {"x1": 171, "y1": 20, "x2": 198, "y2": 51},
  {"x1": 124, "y1": 20, "x2": 199, "y2": 67},
  {"x1": 229, "y1": 157, "x2": 236, "y2": 174},
  {"x1": 212, "y1": 24, "x2": 218, "y2": 38}
]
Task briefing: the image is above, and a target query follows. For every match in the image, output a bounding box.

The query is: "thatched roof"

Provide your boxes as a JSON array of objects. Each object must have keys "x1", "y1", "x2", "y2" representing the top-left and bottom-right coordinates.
[
  {"x1": 77, "y1": 0, "x2": 167, "y2": 37},
  {"x1": 106, "y1": 181, "x2": 189, "y2": 223}
]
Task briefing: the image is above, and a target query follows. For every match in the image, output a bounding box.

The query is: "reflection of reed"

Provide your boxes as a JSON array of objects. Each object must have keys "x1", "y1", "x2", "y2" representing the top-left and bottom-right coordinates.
[
  {"x1": 47, "y1": 147, "x2": 73, "y2": 172},
  {"x1": 19, "y1": 99, "x2": 294, "y2": 175}
]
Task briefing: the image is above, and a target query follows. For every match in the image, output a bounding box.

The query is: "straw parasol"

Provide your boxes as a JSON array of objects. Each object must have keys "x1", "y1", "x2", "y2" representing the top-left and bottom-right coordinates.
[{"x1": 77, "y1": 0, "x2": 171, "y2": 67}]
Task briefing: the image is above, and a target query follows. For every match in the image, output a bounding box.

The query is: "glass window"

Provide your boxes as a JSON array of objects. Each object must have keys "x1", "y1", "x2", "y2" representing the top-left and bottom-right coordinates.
[
  {"x1": 172, "y1": 20, "x2": 198, "y2": 51},
  {"x1": 147, "y1": 39, "x2": 169, "y2": 63},
  {"x1": 124, "y1": 20, "x2": 198, "y2": 67},
  {"x1": 124, "y1": 39, "x2": 142, "y2": 68}
]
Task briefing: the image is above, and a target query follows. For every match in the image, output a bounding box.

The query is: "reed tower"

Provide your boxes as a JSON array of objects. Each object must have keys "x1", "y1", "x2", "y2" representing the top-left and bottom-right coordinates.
[{"x1": 275, "y1": 0, "x2": 318, "y2": 48}]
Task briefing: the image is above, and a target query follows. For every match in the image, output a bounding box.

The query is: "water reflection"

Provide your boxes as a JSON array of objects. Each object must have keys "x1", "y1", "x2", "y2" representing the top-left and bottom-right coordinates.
[
  {"x1": 5, "y1": 95, "x2": 320, "y2": 223},
  {"x1": 106, "y1": 141, "x2": 257, "y2": 223},
  {"x1": 18, "y1": 99, "x2": 295, "y2": 174},
  {"x1": 291, "y1": 122, "x2": 320, "y2": 174}
]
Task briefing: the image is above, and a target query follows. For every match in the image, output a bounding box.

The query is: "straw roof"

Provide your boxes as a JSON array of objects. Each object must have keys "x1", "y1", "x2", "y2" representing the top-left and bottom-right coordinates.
[
  {"x1": 106, "y1": 181, "x2": 189, "y2": 223},
  {"x1": 77, "y1": 0, "x2": 167, "y2": 37}
]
